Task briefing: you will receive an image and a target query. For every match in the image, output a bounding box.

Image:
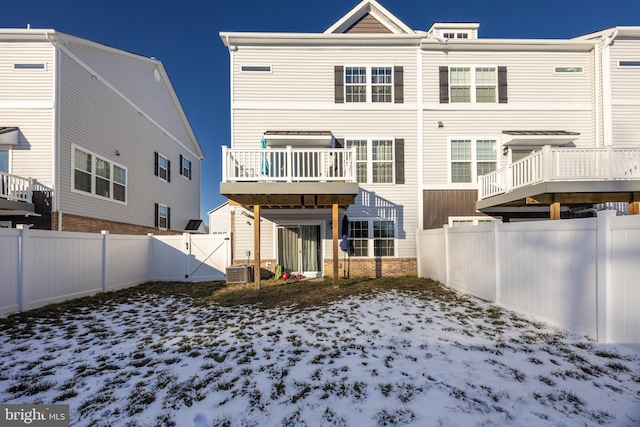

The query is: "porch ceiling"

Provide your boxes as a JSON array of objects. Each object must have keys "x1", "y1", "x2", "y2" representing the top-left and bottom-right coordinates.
[
  {"x1": 477, "y1": 181, "x2": 640, "y2": 211},
  {"x1": 220, "y1": 181, "x2": 359, "y2": 209}
]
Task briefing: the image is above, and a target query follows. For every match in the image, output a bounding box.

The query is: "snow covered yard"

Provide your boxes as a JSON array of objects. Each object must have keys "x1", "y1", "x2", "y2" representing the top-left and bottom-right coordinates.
[{"x1": 0, "y1": 278, "x2": 638, "y2": 427}]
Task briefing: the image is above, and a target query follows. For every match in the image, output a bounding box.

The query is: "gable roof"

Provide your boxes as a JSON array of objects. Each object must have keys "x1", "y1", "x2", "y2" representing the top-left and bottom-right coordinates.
[{"x1": 324, "y1": 0, "x2": 414, "y2": 34}]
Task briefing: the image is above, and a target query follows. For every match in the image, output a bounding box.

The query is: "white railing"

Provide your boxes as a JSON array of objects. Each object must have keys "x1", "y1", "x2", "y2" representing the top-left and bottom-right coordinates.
[
  {"x1": 222, "y1": 146, "x2": 357, "y2": 183},
  {"x1": 1, "y1": 171, "x2": 52, "y2": 203},
  {"x1": 478, "y1": 146, "x2": 640, "y2": 200}
]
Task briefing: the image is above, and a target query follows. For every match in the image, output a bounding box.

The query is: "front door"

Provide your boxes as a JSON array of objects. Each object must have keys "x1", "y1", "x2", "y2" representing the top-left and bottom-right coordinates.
[{"x1": 277, "y1": 225, "x2": 322, "y2": 277}]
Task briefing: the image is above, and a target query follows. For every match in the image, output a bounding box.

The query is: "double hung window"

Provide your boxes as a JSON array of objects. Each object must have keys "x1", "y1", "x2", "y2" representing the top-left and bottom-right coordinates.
[
  {"x1": 73, "y1": 146, "x2": 127, "y2": 203},
  {"x1": 345, "y1": 66, "x2": 393, "y2": 103},
  {"x1": 450, "y1": 67, "x2": 496, "y2": 103},
  {"x1": 346, "y1": 139, "x2": 394, "y2": 184},
  {"x1": 450, "y1": 138, "x2": 497, "y2": 183},
  {"x1": 348, "y1": 220, "x2": 395, "y2": 257}
]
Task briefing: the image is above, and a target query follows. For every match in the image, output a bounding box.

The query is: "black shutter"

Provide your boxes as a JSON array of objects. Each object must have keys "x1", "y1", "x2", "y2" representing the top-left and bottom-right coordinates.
[
  {"x1": 167, "y1": 207, "x2": 171, "y2": 230},
  {"x1": 395, "y1": 139, "x2": 405, "y2": 184},
  {"x1": 154, "y1": 203, "x2": 159, "y2": 227},
  {"x1": 498, "y1": 66, "x2": 508, "y2": 103},
  {"x1": 154, "y1": 152, "x2": 159, "y2": 176},
  {"x1": 334, "y1": 66, "x2": 344, "y2": 103},
  {"x1": 179, "y1": 154, "x2": 183, "y2": 176},
  {"x1": 394, "y1": 66, "x2": 404, "y2": 103},
  {"x1": 188, "y1": 160, "x2": 192, "y2": 180},
  {"x1": 167, "y1": 160, "x2": 171, "y2": 182},
  {"x1": 439, "y1": 66, "x2": 449, "y2": 103}
]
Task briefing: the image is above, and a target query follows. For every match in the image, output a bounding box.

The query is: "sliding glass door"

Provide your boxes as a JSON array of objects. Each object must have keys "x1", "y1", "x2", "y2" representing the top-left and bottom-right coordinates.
[{"x1": 277, "y1": 224, "x2": 322, "y2": 277}]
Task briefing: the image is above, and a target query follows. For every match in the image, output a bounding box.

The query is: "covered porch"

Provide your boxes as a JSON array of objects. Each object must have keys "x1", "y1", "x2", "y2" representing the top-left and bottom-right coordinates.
[{"x1": 477, "y1": 145, "x2": 640, "y2": 218}]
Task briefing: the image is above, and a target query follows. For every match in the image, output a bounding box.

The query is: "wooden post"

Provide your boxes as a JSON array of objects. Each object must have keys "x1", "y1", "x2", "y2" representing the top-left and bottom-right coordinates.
[
  {"x1": 332, "y1": 203, "x2": 339, "y2": 288},
  {"x1": 630, "y1": 193, "x2": 640, "y2": 215},
  {"x1": 254, "y1": 204, "x2": 261, "y2": 289},
  {"x1": 550, "y1": 201, "x2": 561, "y2": 220}
]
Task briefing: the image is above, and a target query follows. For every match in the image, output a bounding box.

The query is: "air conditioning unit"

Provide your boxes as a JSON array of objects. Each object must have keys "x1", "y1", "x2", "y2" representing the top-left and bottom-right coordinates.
[{"x1": 225, "y1": 265, "x2": 254, "y2": 283}]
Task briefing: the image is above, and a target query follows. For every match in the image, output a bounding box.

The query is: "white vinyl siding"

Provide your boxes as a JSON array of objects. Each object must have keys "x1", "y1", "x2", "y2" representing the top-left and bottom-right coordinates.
[
  {"x1": 0, "y1": 42, "x2": 56, "y2": 187},
  {"x1": 232, "y1": 48, "x2": 417, "y2": 105},
  {"x1": 609, "y1": 40, "x2": 640, "y2": 146},
  {"x1": 57, "y1": 49, "x2": 200, "y2": 229}
]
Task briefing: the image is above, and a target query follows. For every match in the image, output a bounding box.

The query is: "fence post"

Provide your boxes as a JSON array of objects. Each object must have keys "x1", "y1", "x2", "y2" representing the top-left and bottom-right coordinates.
[
  {"x1": 147, "y1": 233, "x2": 154, "y2": 281},
  {"x1": 101, "y1": 230, "x2": 109, "y2": 293},
  {"x1": 184, "y1": 232, "x2": 191, "y2": 282},
  {"x1": 596, "y1": 211, "x2": 614, "y2": 343},
  {"x1": 493, "y1": 220, "x2": 501, "y2": 304},
  {"x1": 16, "y1": 225, "x2": 28, "y2": 312},
  {"x1": 443, "y1": 224, "x2": 450, "y2": 288}
]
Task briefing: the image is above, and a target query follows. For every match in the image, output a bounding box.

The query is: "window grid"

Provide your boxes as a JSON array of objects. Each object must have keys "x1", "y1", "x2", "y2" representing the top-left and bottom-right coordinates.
[
  {"x1": 450, "y1": 139, "x2": 497, "y2": 183},
  {"x1": 348, "y1": 220, "x2": 395, "y2": 257},
  {"x1": 347, "y1": 139, "x2": 394, "y2": 184},
  {"x1": 181, "y1": 156, "x2": 191, "y2": 178},
  {"x1": 345, "y1": 67, "x2": 367, "y2": 103},
  {"x1": 450, "y1": 67, "x2": 497, "y2": 103},
  {"x1": 73, "y1": 147, "x2": 126, "y2": 203},
  {"x1": 371, "y1": 67, "x2": 392, "y2": 103}
]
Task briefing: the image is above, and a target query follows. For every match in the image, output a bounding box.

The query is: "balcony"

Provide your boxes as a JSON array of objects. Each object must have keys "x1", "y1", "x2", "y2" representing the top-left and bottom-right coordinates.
[
  {"x1": 477, "y1": 146, "x2": 640, "y2": 213},
  {"x1": 220, "y1": 146, "x2": 359, "y2": 208}
]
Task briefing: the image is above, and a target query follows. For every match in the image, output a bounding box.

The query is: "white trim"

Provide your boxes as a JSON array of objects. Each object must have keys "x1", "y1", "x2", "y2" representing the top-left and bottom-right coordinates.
[
  {"x1": 324, "y1": 0, "x2": 414, "y2": 35},
  {"x1": 423, "y1": 102, "x2": 592, "y2": 111},
  {"x1": 447, "y1": 136, "x2": 500, "y2": 184}
]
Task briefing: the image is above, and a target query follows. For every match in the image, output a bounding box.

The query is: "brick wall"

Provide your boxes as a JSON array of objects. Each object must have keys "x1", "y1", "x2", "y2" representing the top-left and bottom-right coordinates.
[
  {"x1": 51, "y1": 212, "x2": 182, "y2": 235},
  {"x1": 324, "y1": 257, "x2": 417, "y2": 278}
]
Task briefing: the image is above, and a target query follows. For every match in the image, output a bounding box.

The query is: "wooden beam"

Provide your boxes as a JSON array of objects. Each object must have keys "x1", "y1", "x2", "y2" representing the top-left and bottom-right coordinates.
[
  {"x1": 550, "y1": 201, "x2": 561, "y2": 220},
  {"x1": 630, "y1": 201, "x2": 640, "y2": 215},
  {"x1": 254, "y1": 204, "x2": 261, "y2": 289},
  {"x1": 332, "y1": 203, "x2": 339, "y2": 288}
]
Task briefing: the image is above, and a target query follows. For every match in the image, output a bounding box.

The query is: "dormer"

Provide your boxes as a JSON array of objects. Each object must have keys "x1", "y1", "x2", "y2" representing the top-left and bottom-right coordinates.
[
  {"x1": 426, "y1": 23, "x2": 480, "y2": 40},
  {"x1": 324, "y1": 0, "x2": 415, "y2": 34}
]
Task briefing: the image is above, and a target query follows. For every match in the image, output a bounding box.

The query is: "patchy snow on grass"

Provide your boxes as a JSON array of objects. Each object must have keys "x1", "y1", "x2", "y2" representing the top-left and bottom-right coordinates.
[{"x1": 1, "y1": 287, "x2": 639, "y2": 427}]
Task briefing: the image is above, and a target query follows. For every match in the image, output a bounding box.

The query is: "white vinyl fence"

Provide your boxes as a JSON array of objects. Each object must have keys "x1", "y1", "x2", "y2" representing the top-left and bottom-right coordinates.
[
  {"x1": 0, "y1": 227, "x2": 230, "y2": 315},
  {"x1": 416, "y1": 214, "x2": 640, "y2": 345}
]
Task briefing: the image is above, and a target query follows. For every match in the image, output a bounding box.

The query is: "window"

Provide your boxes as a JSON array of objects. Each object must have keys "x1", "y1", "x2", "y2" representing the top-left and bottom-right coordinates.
[
  {"x1": 450, "y1": 138, "x2": 497, "y2": 183},
  {"x1": 180, "y1": 154, "x2": 192, "y2": 180},
  {"x1": 554, "y1": 67, "x2": 584, "y2": 73},
  {"x1": 443, "y1": 33, "x2": 455, "y2": 39},
  {"x1": 440, "y1": 66, "x2": 506, "y2": 104},
  {"x1": 155, "y1": 203, "x2": 170, "y2": 229},
  {"x1": 449, "y1": 217, "x2": 496, "y2": 227},
  {"x1": 348, "y1": 219, "x2": 395, "y2": 257},
  {"x1": 371, "y1": 67, "x2": 392, "y2": 103},
  {"x1": 345, "y1": 66, "x2": 392, "y2": 103},
  {"x1": 619, "y1": 61, "x2": 640, "y2": 67},
  {"x1": 73, "y1": 146, "x2": 126, "y2": 203},
  {"x1": 14, "y1": 63, "x2": 45, "y2": 70},
  {"x1": 457, "y1": 33, "x2": 469, "y2": 39},
  {"x1": 241, "y1": 65, "x2": 271, "y2": 72},
  {"x1": 346, "y1": 138, "x2": 394, "y2": 184},
  {"x1": 345, "y1": 67, "x2": 367, "y2": 102},
  {"x1": 0, "y1": 150, "x2": 9, "y2": 173},
  {"x1": 154, "y1": 152, "x2": 170, "y2": 182}
]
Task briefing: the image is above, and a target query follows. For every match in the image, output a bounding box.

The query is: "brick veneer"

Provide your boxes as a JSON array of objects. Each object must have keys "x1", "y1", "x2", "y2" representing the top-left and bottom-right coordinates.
[
  {"x1": 51, "y1": 212, "x2": 182, "y2": 235},
  {"x1": 324, "y1": 257, "x2": 417, "y2": 278}
]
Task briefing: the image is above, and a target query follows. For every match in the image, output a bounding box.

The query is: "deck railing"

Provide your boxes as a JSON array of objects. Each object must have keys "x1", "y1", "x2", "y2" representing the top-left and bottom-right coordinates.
[
  {"x1": 478, "y1": 146, "x2": 640, "y2": 200},
  {"x1": 1, "y1": 171, "x2": 53, "y2": 203},
  {"x1": 222, "y1": 146, "x2": 357, "y2": 183}
]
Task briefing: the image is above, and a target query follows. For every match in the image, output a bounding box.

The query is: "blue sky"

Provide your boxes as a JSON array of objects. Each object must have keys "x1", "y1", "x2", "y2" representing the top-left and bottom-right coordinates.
[{"x1": 2, "y1": 0, "x2": 639, "y2": 223}]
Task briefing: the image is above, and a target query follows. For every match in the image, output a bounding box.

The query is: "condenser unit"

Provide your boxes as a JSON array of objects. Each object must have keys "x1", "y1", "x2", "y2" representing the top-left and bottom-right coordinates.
[{"x1": 225, "y1": 265, "x2": 253, "y2": 283}]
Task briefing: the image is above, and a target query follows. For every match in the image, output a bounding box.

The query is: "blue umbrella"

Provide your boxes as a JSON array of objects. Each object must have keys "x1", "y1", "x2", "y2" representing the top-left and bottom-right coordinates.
[
  {"x1": 339, "y1": 215, "x2": 349, "y2": 252},
  {"x1": 260, "y1": 136, "x2": 269, "y2": 175}
]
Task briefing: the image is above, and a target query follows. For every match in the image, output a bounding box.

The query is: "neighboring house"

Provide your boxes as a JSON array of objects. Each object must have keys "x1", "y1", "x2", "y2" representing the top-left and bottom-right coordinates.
[
  {"x1": 208, "y1": 201, "x2": 231, "y2": 235},
  {"x1": 0, "y1": 29, "x2": 205, "y2": 234},
  {"x1": 218, "y1": 0, "x2": 640, "y2": 279}
]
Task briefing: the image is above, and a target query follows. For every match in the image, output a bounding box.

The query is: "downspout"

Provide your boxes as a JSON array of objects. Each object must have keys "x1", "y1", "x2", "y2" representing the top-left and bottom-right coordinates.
[
  {"x1": 416, "y1": 48, "x2": 424, "y2": 230},
  {"x1": 46, "y1": 31, "x2": 62, "y2": 230},
  {"x1": 602, "y1": 29, "x2": 618, "y2": 147},
  {"x1": 594, "y1": 42, "x2": 601, "y2": 147}
]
